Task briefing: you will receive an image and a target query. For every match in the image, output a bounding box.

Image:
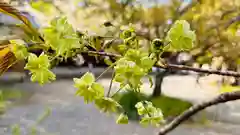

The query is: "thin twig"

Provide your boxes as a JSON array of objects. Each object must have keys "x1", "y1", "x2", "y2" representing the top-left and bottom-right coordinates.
[
  {"x1": 82, "y1": 51, "x2": 121, "y2": 59},
  {"x1": 158, "y1": 90, "x2": 240, "y2": 135},
  {"x1": 95, "y1": 61, "x2": 117, "y2": 81},
  {"x1": 95, "y1": 65, "x2": 113, "y2": 81},
  {"x1": 82, "y1": 51, "x2": 240, "y2": 77},
  {"x1": 111, "y1": 85, "x2": 126, "y2": 98},
  {"x1": 107, "y1": 71, "x2": 115, "y2": 97}
]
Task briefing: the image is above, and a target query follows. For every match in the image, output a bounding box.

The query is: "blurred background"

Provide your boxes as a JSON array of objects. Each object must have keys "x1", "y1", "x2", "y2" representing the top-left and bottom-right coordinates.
[
  {"x1": 1, "y1": 0, "x2": 239, "y2": 82},
  {"x1": 0, "y1": 0, "x2": 239, "y2": 135}
]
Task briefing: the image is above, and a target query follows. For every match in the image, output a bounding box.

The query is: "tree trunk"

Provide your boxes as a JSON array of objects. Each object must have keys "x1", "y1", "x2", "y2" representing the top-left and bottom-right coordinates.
[{"x1": 152, "y1": 69, "x2": 171, "y2": 97}]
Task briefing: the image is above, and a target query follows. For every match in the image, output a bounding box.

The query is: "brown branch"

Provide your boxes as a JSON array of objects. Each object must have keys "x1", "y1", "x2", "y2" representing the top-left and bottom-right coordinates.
[
  {"x1": 82, "y1": 51, "x2": 240, "y2": 77},
  {"x1": 158, "y1": 90, "x2": 240, "y2": 135},
  {"x1": 178, "y1": 0, "x2": 199, "y2": 16},
  {"x1": 224, "y1": 15, "x2": 240, "y2": 29},
  {"x1": 161, "y1": 64, "x2": 240, "y2": 77},
  {"x1": 220, "y1": 9, "x2": 238, "y2": 20},
  {"x1": 81, "y1": 50, "x2": 121, "y2": 58}
]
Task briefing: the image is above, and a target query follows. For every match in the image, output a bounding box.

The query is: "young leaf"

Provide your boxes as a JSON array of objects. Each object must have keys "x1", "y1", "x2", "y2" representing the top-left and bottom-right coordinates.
[
  {"x1": 139, "y1": 116, "x2": 151, "y2": 126},
  {"x1": 81, "y1": 72, "x2": 95, "y2": 84},
  {"x1": 91, "y1": 82, "x2": 105, "y2": 97},
  {"x1": 73, "y1": 72, "x2": 95, "y2": 87},
  {"x1": 76, "y1": 86, "x2": 99, "y2": 103},
  {"x1": 95, "y1": 97, "x2": 121, "y2": 113},
  {"x1": 24, "y1": 53, "x2": 56, "y2": 85},
  {"x1": 42, "y1": 16, "x2": 81, "y2": 57},
  {"x1": 135, "y1": 101, "x2": 147, "y2": 115},
  {"x1": 30, "y1": 68, "x2": 56, "y2": 85},
  {"x1": 140, "y1": 56, "x2": 156, "y2": 70},
  {"x1": 166, "y1": 20, "x2": 196, "y2": 51},
  {"x1": 73, "y1": 72, "x2": 104, "y2": 103},
  {"x1": 11, "y1": 42, "x2": 29, "y2": 60},
  {"x1": 25, "y1": 53, "x2": 50, "y2": 71},
  {"x1": 116, "y1": 113, "x2": 129, "y2": 124},
  {"x1": 135, "y1": 101, "x2": 164, "y2": 127}
]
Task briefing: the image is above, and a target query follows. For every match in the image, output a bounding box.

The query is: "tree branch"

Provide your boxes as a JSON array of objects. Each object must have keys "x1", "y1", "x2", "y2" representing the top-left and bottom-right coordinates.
[
  {"x1": 224, "y1": 15, "x2": 240, "y2": 29},
  {"x1": 178, "y1": 0, "x2": 199, "y2": 16},
  {"x1": 82, "y1": 50, "x2": 240, "y2": 77},
  {"x1": 160, "y1": 64, "x2": 240, "y2": 77},
  {"x1": 158, "y1": 90, "x2": 240, "y2": 135}
]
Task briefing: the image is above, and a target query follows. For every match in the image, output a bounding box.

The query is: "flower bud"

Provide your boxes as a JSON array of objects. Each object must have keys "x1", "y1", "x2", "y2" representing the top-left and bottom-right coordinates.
[{"x1": 152, "y1": 39, "x2": 164, "y2": 50}]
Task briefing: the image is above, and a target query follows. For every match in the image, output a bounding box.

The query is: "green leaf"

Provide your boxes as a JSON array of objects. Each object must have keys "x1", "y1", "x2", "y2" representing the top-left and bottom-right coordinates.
[
  {"x1": 140, "y1": 56, "x2": 155, "y2": 70},
  {"x1": 114, "y1": 51, "x2": 152, "y2": 91},
  {"x1": 25, "y1": 53, "x2": 50, "y2": 71},
  {"x1": 114, "y1": 74, "x2": 126, "y2": 83},
  {"x1": 125, "y1": 49, "x2": 141, "y2": 61},
  {"x1": 135, "y1": 101, "x2": 147, "y2": 115},
  {"x1": 135, "y1": 101, "x2": 164, "y2": 127},
  {"x1": 30, "y1": 68, "x2": 56, "y2": 85},
  {"x1": 150, "y1": 108, "x2": 164, "y2": 123},
  {"x1": 117, "y1": 44, "x2": 127, "y2": 53},
  {"x1": 10, "y1": 42, "x2": 29, "y2": 60},
  {"x1": 24, "y1": 53, "x2": 39, "y2": 70},
  {"x1": 166, "y1": 20, "x2": 196, "y2": 51},
  {"x1": 73, "y1": 78, "x2": 88, "y2": 90},
  {"x1": 42, "y1": 16, "x2": 82, "y2": 57},
  {"x1": 139, "y1": 116, "x2": 151, "y2": 126},
  {"x1": 24, "y1": 53, "x2": 56, "y2": 85},
  {"x1": 82, "y1": 72, "x2": 95, "y2": 84},
  {"x1": 139, "y1": 114, "x2": 162, "y2": 127},
  {"x1": 116, "y1": 113, "x2": 129, "y2": 124},
  {"x1": 73, "y1": 72, "x2": 95, "y2": 87},
  {"x1": 76, "y1": 87, "x2": 97, "y2": 103},
  {"x1": 73, "y1": 73, "x2": 104, "y2": 103},
  {"x1": 91, "y1": 82, "x2": 104, "y2": 97},
  {"x1": 95, "y1": 97, "x2": 121, "y2": 113}
]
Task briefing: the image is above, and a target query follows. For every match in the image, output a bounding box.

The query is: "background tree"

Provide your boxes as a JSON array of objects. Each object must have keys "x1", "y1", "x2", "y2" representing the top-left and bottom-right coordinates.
[{"x1": 37, "y1": 0, "x2": 239, "y2": 94}]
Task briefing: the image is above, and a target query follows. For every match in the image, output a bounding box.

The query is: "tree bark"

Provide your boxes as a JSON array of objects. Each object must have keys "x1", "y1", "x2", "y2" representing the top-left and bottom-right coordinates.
[{"x1": 152, "y1": 69, "x2": 171, "y2": 97}]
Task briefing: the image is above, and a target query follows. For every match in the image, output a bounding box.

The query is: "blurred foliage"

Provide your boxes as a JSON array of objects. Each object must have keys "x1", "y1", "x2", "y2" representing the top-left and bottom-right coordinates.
[
  {"x1": 219, "y1": 85, "x2": 240, "y2": 93},
  {"x1": 112, "y1": 90, "x2": 149, "y2": 120},
  {"x1": 16, "y1": 0, "x2": 239, "y2": 74},
  {"x1": 151, "y1": 94, "x2": 192, "y2": 118},
  {"x1": 0, "y1": 87, "x2": 27, "y2": 115},
  {"x1": 76, "y1": 0, "x2": 240, "y2": 69},
  {"x1": 113, "y1": 90, "x2": 192, "y2": 120}
]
